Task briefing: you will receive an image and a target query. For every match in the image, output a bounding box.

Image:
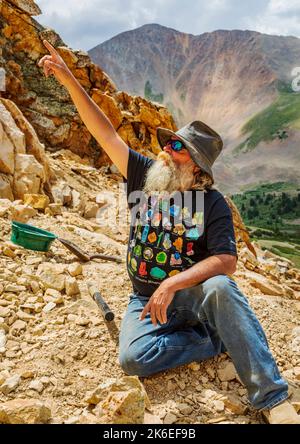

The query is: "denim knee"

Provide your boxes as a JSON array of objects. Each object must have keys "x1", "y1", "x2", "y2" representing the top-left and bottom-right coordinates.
[
  {"x1": 119, "y1": 346, "x2": 152, "y2": 377},
  {"x1": 202, "y1": 274, "x2": 247, "y2": 311}
]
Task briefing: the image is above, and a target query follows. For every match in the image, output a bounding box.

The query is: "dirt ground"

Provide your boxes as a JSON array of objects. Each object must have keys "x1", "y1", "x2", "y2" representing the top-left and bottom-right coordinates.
[{"x1": 0, "y1": 151, "x2": 299, "y2": 424}]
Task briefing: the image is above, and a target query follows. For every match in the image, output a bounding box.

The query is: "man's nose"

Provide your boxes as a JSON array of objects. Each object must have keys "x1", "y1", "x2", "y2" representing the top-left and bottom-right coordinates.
[{"x1": 163, "y1": 145, "x2": 172, "y2": 154}]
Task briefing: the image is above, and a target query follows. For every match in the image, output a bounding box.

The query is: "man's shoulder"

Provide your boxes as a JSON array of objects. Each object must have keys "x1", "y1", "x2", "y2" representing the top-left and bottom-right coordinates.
[
  {"x1": 204, "y1": 188, "x2": 225, "y2": 202},
  {"x1": 128, "y1": 147, "x2": 154, "y2": 165},
  {"x1": 204, "y1": 189, "x2": 232, "y2": 218}
]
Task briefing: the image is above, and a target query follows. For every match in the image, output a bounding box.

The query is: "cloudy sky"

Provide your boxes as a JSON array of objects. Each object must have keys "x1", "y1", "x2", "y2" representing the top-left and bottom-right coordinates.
[{"x1": 35, "y1": 0, "x2": 300, "y2": 51}]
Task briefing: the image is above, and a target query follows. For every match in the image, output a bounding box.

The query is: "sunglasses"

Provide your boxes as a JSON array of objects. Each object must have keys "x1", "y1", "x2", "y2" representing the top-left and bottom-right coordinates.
[{"x1": 166, "y1": 139, "x2": 186, "y2": 152}]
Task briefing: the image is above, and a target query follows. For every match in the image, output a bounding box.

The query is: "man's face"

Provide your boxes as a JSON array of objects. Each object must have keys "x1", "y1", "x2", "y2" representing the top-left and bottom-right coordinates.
[
  {"x1": 143, "y1": 137, "x2": 201, "y2": 194},
  {"x1": 162, "y1": 136, "x2": 193, "y2": 166}
]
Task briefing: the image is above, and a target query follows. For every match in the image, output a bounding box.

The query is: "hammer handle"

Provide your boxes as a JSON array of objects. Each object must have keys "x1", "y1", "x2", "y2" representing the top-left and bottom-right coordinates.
[{"x1": 88, "y1": 284, "x2": 114, "y2": 322}]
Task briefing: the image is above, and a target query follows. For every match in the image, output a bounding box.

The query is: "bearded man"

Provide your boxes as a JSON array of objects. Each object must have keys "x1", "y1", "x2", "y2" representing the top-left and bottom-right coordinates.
[{"x1": 38, "y1": 40, "x2": 299, "y2": 424}]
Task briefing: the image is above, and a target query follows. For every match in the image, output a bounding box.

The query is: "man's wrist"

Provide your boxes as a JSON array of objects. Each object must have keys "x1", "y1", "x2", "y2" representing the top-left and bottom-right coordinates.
[{"x1": 162, "y1": 276, "x2": 184, "y2": 293}]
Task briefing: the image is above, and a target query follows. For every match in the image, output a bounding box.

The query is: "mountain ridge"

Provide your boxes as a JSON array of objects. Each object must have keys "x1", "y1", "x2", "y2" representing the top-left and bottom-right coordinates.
[{"x1": 89, "y1": 25, "x2": 300, "y2": 193}]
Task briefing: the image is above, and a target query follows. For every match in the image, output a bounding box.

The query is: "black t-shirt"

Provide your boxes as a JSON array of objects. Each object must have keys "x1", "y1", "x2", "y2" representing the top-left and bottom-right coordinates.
[{"x1": 123, "y1": 148, "x2": 238, "y2": 297}]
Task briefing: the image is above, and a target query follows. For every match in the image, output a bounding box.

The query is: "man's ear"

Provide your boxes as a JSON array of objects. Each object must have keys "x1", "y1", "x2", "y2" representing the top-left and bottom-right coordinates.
[{"x1": 193, "y1": 165, "x2": 201, "y2": 174}]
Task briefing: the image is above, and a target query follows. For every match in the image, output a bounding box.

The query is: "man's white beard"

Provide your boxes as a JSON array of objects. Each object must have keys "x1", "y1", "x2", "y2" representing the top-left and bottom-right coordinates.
[{"x1": 143, "y1": 152, "x2": 195, "y2": 195}]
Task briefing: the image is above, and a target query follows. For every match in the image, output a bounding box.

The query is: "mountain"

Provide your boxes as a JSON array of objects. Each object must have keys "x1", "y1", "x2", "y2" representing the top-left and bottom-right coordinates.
[{"x1": 89, "y1": 25, "x2": 300, "y2": 193}]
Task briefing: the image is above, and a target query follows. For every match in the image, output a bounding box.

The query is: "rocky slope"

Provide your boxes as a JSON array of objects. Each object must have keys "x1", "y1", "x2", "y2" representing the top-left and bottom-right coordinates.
[
  {"x1": 89, "y1": 25, "x2": 300, "y2": 193},
  {"x1": 0, "y1": 148, "x2": 300, "y2": 424},
  {"x1": 0, "y1": 1, "x2": 176, "y2": 167}
]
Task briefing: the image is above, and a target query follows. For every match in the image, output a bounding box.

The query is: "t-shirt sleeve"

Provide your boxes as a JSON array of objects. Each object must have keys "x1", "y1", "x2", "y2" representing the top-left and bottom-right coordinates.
[
  {"x1": 123, "y1": 148, "x2": 154, "y2": 203},
  {"x1": 206, "y1": 195, "x2": 238, "y2": 258}
]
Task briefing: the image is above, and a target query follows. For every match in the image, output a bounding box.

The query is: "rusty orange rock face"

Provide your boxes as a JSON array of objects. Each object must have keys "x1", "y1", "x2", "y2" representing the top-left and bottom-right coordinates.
[{"x1": 0, "y1": 0, "x2": 177, "y2": 166}]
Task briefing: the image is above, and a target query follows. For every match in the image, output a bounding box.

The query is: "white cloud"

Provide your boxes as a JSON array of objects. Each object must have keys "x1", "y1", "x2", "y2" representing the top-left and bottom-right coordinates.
[
  {"x1": 35, "y1": 0, "x2": 300, "y2": 51},
  {"x1": 244, "y1": 0, "x2": 300, "y2": 38},
  {"x1": 268, "y1": 0, "x2": 300, "y2": 14}
]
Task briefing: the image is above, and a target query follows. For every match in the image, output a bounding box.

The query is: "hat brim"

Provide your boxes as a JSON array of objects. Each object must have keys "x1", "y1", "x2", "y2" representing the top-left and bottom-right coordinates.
[{"x1": 156, "y1": 127, "x2": 214, "y2": 181}]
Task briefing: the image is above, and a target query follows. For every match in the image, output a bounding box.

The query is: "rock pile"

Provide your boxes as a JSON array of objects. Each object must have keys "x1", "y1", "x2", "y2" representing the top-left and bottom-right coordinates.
[{"x1": 0, "y1": 150, "x2": 299, "y2": 424}]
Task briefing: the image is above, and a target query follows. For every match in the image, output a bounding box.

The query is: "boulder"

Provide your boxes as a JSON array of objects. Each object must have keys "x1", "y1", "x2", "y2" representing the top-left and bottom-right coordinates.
[
  {"x1": 0, "y1": 399, "x2": 51, "y2": 424},
  {"x1": 0, "y1": 101, "x2": 26, "y2": 154},
  {"x1": 23, "y1": 193, "x2": 50, "y2": 210},
  {"x1": 86, "y1": 376, "x2": 150, "y2": 424},
  {"x1": 0, "y1": 175, "x2": 14, "y2": 200},
  {"x1": 14, "y1": 154, "x2": 44, "y2": 199},
  {"x1": 9, "y1": 203, "x2": 37, "y2": 223},
  {"x1": 0, "y1": 121, "x2": 15, "y2": 175}
]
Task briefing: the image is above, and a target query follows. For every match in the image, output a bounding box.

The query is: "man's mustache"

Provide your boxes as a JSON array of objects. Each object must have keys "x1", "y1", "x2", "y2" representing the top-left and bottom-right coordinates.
[{"x1": 157, "y1": 151, "x2": 173, "y2": 166}]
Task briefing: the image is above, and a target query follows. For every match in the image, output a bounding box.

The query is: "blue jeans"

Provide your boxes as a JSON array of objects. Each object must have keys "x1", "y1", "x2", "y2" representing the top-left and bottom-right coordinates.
[{"x1": 119, "y1": 274, "x2": 288, "y2": 410}]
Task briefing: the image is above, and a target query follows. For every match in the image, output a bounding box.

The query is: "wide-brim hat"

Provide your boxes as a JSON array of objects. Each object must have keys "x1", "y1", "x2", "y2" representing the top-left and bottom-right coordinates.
[{"x1": 156, "y1": 120, "x2": 223, "y2": 182}]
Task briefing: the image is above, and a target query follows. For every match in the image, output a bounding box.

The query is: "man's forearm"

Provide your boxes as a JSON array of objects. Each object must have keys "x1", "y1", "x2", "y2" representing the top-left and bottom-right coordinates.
[
  {"x1": 165, "y1": 254, "x2": 237, "y2": 292},
  {"x1": 65, "y1": 73, "x2": 116, "y2": 145}
]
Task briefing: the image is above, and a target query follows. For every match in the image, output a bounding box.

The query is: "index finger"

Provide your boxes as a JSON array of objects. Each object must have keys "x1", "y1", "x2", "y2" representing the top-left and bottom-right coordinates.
[
  {"x1": 43, "y1": 40, "x2": 58, "y2": 56},
  {"x1": 140, "y1": 303, "x2": 150, "y2": 321}
]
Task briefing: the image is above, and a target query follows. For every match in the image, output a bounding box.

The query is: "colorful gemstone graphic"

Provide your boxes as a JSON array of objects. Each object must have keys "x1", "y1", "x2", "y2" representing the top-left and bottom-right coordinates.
[
  {"x1": 156, "y1": 252, "x2": 167, "y2": 264},
  {"x1": 170, "y1": 205, "x2": 180, "y2": 217},
  {"x1": 136, "y1": 225, "x2": 142, "y2": 240},
  {"x1": 139, "y1": 262, "x2": 148, "y2": 276},
  {"x1": 170, "y1": 252, "x2": 182, "y2": 266},
  {"x1": 156, "y1": 232, "x2": 164, "y2": 247},
  {"x1": 192, "y1": 211, "x2": 204, "y2": 225},
  {"x1": 147, "y1": 209, "x2": 154, "y2": 220},
  {"x1": 186, "y1": 227, "x2": 200, "y2": 240},
  {"x1": 143, "y1": 247, "x2": 153, "y2": 261},
  {"x1": 161, "y1": 200, "x2": 169, "y2": 212},
  {"x1": 150, "y1": 267, "x2": 167, "y2": 280},
  {"x1": 133, "y1": 245, "x2": 142, "y2": 257},
  {"x1": 141, "y1": 225, "x2": 150, "y2": 242},
  {"x1": 130, "y1": 258, "x2": 137, "y2": 271},
  {"x1": 151, "y1": 213, "x2": 162, "y2": 227},
  {"x1": 162, "y1": 217, "x2": 172, "y2": 230},
  {"x1": 148, "y1": 232, "x2": 157, "y2": 243},
  {"x1": 182, "y1": 207, "x2": 190, "y2": 219},
  {"x1": 173, "y1": 237, "x2": 183, "y2": 253},
  {"x1": 186, "y1": 242, "x2": 194, "y2": 256},
  {"x1": 184, "y1": 256, "x2": 196, "y2": 266},
  {"x1": 173, "y1": 224, "x2": 186, "y2": 236},
  {"x1": 163, "y1": 233, "x2": 172, "y2": 250},
  {"x1": 130, "y1": 239, "x2": 136, "y2": 248},
  {"x1": 150, "y1": 196, "x2": 158, "y2": 208},
  {"x1": 169, "y1": 270, "x2": 180, "y2": 277}
]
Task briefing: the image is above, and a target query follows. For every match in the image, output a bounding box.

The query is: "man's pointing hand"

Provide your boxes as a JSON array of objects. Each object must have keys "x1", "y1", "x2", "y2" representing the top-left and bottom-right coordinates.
[{"x1": 38, "y1": 40, "x2": 72, "y2": 86}]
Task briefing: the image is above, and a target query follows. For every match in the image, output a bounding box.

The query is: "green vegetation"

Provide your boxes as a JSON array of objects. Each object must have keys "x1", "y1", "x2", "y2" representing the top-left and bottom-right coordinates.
[
  {"x1": 231, "y1": 182, "x2": 300, "y2": 268},
  {"x1": 234, "y1": 84, "x2": 300, "y2": 154},
  {"x1": 144, "y1": 80, "x2": 164, "y2": 103},
  {"x1": 241, "y1": 181, "x2": 298, "y2": 193}
]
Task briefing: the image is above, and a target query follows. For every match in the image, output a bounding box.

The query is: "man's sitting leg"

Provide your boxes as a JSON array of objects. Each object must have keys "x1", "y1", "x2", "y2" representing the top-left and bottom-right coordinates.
[{"x1": 119, "y1": 292, "x2": 220, "y2": 377}]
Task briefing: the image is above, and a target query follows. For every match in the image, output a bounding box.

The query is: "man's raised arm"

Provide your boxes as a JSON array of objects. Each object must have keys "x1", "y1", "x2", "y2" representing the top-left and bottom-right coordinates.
[{"x1": 38, "y1": 40, "x2": 129, "y2": 178}]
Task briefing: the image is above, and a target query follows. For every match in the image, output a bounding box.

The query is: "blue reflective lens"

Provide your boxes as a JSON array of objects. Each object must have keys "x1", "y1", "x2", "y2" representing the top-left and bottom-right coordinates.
[{"x1": 167, "y1": 140, "x2": 185, "y2": 151}]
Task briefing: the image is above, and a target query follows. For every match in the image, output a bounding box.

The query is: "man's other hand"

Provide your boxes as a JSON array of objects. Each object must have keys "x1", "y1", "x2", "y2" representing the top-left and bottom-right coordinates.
[{"x1": 140, "y1": 281, "x2": 176, "y2": 326}]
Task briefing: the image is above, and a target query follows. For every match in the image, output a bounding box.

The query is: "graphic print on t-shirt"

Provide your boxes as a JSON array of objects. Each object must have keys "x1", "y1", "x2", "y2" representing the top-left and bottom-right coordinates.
[{"x1": 127, "y1": 193, "x2": 204, "y2": 286}]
